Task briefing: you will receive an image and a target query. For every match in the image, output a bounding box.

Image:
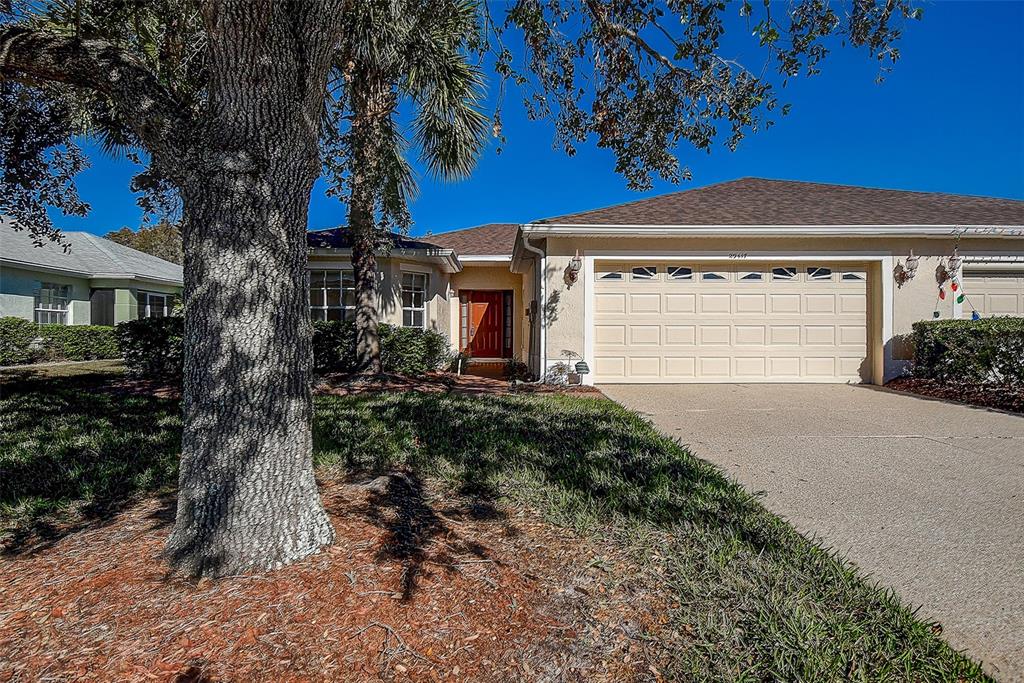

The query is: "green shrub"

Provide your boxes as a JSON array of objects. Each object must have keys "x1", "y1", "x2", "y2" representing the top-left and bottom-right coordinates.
[
  {"x1": 0, "y1": 317, "x2": 119, "y2": 365},
  {"x1": 115, "y1": 317, "x2": 452, "y2": 379},
  {"x1": 912, "y1": 317, "x2": 1024, "y2": 386},
  {"x1": 313, "y1": 320, "x2": 453, "y2": 374},
  {"x1": 115, "y1": 316, "x2": 184, "y2": 378},
  {"x1": 0, "y1": 317, "x2": 38, "y2": 366},
  {"x1": 37, "y1": 324, "x2": 120, "y2": 361}
]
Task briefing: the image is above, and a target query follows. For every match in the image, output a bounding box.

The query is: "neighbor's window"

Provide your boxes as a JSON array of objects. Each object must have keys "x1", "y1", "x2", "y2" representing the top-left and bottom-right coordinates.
[
  {"x1": 842, "y1": 272, "x2": 867, "y2": 281},
  {"x1": 772, "y1": 267, "x2": 798, "y2": 281},
  {"x1": 631, "y1": 266, "x2": 657, "y2": 281},
  {"x1": 138, "y1": 291, "x2": 171, "y2": 318},
  {"x1": 701, "y1": 271, "x2": 727, "y2": 281},
  {"x1": 309, "y1": 269, "x2": 354, "y2": 321},
  {"x1": 807, "y1": 267, "x2": 833, "y2": 281},
  {"x1": 667, "y1": 266, "x2": 693, "y2": 280},
  {"x1": 401, "y1": 272, "x2": 428, "y2": 328},
  {"x1": 739, "y1": 271, "x2": 763, "y2": 281},
  {"x1": 34, "y1": 283, "x2": 70, "y2": 324}
]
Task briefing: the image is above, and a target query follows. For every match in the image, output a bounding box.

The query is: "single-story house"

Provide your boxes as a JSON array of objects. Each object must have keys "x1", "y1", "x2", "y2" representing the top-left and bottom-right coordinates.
[
  {"x1": 311, "y1": 178, "x2": 1023, "y2": 385},
  {"x1": 0, "y1": 217, "x2": 183, "y2": 325}
]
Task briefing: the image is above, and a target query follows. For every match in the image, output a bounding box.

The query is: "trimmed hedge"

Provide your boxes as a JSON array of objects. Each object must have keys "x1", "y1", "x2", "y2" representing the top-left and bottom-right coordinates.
[
  {"x1": 0, "y1": 317, "x2": 119, "y2": 365},
  {"x1": 312, "y1": 320, "x2": 452, "y2": 374},
  {"x1": 912, "y1": 317, "x2": 1024, "y2": 386},
  {"x1": 115, "y1": 316, "x2": 184, "y2": 379},
  {"x1": 116, "y1": 316, "x2": 452, "y2": 378}
]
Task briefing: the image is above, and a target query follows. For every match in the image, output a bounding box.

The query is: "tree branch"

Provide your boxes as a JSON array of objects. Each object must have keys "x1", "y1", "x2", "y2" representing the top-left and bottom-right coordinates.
[{"x1": 0, "y1": 26, "x2": 194, "y2": 164}]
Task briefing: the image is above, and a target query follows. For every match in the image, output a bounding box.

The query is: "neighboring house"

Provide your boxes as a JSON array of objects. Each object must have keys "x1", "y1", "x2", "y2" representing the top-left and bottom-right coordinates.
[
  {"x1": 310, "y1": 178, "x2": 1023, "y2": 385},
  {"x1": 0, "y1": 217, "x2": 183, "y2": 326}
]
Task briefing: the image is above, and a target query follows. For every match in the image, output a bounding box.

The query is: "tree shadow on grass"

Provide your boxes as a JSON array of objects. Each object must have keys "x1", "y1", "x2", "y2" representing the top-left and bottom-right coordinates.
[{"x1": 0, "y1": 371, "x2": 182, "y2": 556}]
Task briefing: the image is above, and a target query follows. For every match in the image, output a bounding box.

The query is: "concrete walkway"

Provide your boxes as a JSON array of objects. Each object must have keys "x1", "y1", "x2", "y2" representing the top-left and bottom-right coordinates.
[{"x1": 601, "y1": 383, "x2": 1024, "y2": 681}]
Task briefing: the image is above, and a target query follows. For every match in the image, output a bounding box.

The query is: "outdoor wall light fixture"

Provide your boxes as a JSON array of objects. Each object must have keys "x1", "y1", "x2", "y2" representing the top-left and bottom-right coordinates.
[
  {"x1": 564, "y1": 250, "x2": 582, "y2": 288},
  {"x1": 893, "y1": 249, "x2": 920, "y2": 288}
]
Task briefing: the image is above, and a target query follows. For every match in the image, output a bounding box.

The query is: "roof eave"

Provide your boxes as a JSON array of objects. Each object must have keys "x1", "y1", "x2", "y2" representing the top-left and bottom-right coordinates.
[
  {"x1": 308, "y1": 247, "x2": 463, "y2": 273},
  {"x1": 522, "y1": 224, "x2": 1024, "y2": 238}
]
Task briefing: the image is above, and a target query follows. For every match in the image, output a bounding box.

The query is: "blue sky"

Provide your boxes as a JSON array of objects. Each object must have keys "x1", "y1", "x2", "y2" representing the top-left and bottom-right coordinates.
[{"x1": 53, "y1": 1, "x2": 1024, "y2": 238}]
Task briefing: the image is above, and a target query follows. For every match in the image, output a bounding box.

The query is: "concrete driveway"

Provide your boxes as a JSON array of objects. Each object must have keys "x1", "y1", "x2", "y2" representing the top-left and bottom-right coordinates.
[{"x1": 601, "y1": 383, "x2": 1024, "y2": 681}]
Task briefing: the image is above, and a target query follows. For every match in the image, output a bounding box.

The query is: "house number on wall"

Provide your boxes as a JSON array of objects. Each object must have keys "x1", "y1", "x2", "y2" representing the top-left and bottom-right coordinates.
[{"x1": 728, "y1": 252, "x2": 749, "y2": 259}]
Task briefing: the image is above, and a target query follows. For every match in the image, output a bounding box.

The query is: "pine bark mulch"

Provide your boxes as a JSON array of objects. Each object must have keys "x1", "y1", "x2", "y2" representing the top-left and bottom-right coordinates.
[
  {"x1": 886, "y1": 377, "x2": 1024, "y2": 415},
  {"x1": 1, "y1": 476, "x2": 668, "y2": 682}
]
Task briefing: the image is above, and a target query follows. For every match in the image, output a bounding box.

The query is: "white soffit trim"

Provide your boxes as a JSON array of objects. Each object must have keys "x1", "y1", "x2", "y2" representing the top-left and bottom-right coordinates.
[
  {"x1": 522, "y1": 224, "x2": 1024, "y2": 238},
  {"x1": 459, "y1": 255, "x2": 513, "y2": 263}
]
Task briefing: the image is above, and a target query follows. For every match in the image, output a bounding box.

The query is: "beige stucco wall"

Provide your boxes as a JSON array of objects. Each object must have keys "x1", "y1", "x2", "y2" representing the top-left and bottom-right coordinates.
[
  {"x1": 448, "y1": 263, "x2": 526, "y2": 359},
  {"x1": 535, "y1": 235, "x2": 1023, "y2": 382}
]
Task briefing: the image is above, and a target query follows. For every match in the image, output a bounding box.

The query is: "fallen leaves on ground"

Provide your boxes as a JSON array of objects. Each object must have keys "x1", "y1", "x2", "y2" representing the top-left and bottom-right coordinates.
[
  {"x1": 887, "y1": 377, "x2": 1023, "y2": 414},
  {"x1": 1, "y1": 476, "x2": 668, "y2": 682}
]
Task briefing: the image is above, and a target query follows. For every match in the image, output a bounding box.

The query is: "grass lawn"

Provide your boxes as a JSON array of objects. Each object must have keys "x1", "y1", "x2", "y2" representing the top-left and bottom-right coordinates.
[{"x1": 0, "y1": 364, "x2": 989, "y2": 681}]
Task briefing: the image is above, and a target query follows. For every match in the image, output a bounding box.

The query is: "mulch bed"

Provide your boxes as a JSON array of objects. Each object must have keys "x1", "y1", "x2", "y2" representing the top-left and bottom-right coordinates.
[
  {"x1": 1, "y1": 476, "x2": 668, "y2": 682},
  {"x1": 886, "y1": 377, "x2": 1024, "y2": 414}
]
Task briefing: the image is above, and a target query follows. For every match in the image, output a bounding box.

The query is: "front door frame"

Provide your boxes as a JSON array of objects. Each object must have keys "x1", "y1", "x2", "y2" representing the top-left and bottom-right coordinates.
[{"x1": 460, "y1": 289, "x2": 514, "y2": 359}]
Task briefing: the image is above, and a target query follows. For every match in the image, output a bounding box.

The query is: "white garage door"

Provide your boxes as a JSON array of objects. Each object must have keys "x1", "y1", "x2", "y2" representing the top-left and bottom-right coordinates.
[
  {"x1": 593, "y1": 262, "x2": 869, "y2": 383},
  {"x1": 961, "y1": 270, "x2": 1024, "y2": 318}
]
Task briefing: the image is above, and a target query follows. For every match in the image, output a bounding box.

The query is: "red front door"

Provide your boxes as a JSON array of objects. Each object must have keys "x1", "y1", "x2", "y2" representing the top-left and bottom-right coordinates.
[{"x1": 464, "y1": 291, "x2": 505, "y2": 358}]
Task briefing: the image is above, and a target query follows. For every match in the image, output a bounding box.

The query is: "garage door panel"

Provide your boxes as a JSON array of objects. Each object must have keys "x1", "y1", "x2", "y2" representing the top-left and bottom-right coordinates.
[
  {"x1": 700, "y1": 294, "x2": 731, "y2": 314},
  {"x1": 629, "y1": 325, "x2": 660, "y2": 345},
  {"x1": 962, "y1": 272, "x2": 1024, "y2": 318},
  {"x1": 804, "y1": 294, "x2": 836, "y2": 314},
  {"x1": 734, "y1": 325, "x2": 766, "y2": 346},
  {"x1": 629, "y1": 293, "x2": 660, "y2": 314},
  {"x1": 804, "y1": 325, "x2": 836, "y2": 346},
  {"x1": 664, "y1": 357, "x2": 696, "y2": 377},
  {"x1": 628, "y1": 356, "x2": 661, "y2": 378},
  {"x1": 664, "y1": 325, "x2": 696, "y2": 345},
  {"x1": 593, "y1": 262, "x2": 867, "y2": 383},
  {"x1": 594, "y1": 324, "x2": 626, "y2": 345},
  {"x1": 665, "y1": 293, "x2": 696, "y2": 313}
]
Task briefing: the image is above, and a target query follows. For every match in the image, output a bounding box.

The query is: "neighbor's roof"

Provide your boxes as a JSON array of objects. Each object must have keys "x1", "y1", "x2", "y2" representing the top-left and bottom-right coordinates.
[
  {"x1": 0, "y1": 217, "x2": 183, "y2": 285},
  {"x1": 532, "y1": 178, "x2": 1024, "y2": 227},
  {"x1": 425, "y1": 223, "x2": 520, "y2": 256}
]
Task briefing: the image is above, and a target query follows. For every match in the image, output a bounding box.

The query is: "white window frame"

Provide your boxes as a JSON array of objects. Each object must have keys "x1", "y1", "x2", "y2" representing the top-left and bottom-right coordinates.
[
  {"x1": 630, "y1": 266, "x2": 657, "y2": 281},
  {"x1": 772, "y1": 266, "x2": 798, "y2": 281},
  {"x1": 309, "y1": 269, "x2": 355, "y2": 321},
  {"x1": 34, "y1": 282, "x2": 70, "y2": 325},
  {"x1": 667, "y1": 266, "x2": 693, "y2": 281},
  {"x1": 401, "y1": 272, "x2": 428, "y2": 328},
  {"x1": 138, "y1": 291, "x2": 171, "y2": 318}
]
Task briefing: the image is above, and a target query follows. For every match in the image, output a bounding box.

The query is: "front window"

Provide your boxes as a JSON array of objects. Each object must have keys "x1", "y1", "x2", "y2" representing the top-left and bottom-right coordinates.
[
  {"x1": 138, "y1": 291, "x2": 171, "y2": 318},
  {"x1": 35, "y1": 283, "x2": 69, "y2": 324},
  {"x1": 401, "y1": 272, "x2": 428, "y2": 328},
  {"x1": 309, "y1": 269, "x2": 355, "y2": 321}
]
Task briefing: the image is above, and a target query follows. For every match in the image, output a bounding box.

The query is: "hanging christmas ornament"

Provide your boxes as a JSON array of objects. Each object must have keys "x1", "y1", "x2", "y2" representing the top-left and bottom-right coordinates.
[
  {"x1": 938, "y1": 287, "x2": 946, "y2": 300},
  {"x1": 971, "y1": 310, "x2": 981, "y2": 321},
  {"x1": 957, "y1": 292, "x2": 965, "y2": 304},
  {"x1": 951, "y1": 281, "x2": 959, "y2": 292}
]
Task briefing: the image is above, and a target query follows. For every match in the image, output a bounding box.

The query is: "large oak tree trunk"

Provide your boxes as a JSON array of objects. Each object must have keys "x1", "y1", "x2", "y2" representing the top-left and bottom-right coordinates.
[{"x1": 164, "y1": 3, "x2": 340, "y2": 576}]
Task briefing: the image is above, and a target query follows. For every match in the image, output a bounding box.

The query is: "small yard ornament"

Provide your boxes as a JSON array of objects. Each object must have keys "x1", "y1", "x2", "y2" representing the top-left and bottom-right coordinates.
[{"x1": 563, "y1": 250, "x2": 582, "y2": 288}]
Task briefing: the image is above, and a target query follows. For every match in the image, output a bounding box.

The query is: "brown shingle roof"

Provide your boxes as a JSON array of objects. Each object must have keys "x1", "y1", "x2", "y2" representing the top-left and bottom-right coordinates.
[
  {"x1": 426, "y1": 223, "x2": 519, "y2": 256},
  {"x1": 535, "y1": 178, "x2": 1024, "y2": 227}
]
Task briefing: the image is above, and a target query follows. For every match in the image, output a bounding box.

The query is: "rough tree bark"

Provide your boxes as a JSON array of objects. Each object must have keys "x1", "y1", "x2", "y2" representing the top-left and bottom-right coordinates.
[
  {"x1": 2, "y1": 3, "x2": 346, "y2": 576},
  {"x1": 164, "y1": 3, "x2": 343, "y2": 575},
  {"x1": 346, "y1": 74, "x2": 394, "y2": 375}
]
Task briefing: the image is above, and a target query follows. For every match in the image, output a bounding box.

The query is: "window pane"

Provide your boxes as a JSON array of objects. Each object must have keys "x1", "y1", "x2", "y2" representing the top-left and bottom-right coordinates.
[
  {"x1": 807, "y1": 267, "x2": 833, "y2": 281},
  {"x1": 631, "y1": 266, "x2": 656, "y2": 280},
  {"x1": 342, "y1": 271, "x2": 355, "y2": 287},
  {"x1": 309, "y1": 288, "x2": 324, "y2": 307},
  {"x1": 702, "y1": 272, "x2": 727, "y2": 281},
  {"x1": 326, "y1": 308, "x2": 342, "y2": 321},
  {"x1": 740, "y1": 272, "x2": 762, "y2": 281},
  {"x1": 326, "y1": 289, "x2": 341, "y2": 307},
  {"x1": 401, "y1": 290, "x2": 414, "y2": 308},
  {"x1": 772, "y1": 267, "x2": 797, "y2": 280},
  {"x1": 599, "y1": 272, "x2": 623, "y2": 280},
  {"x1": 842, "y1": 272, "x2": 866, "y2": 281},
  {"x1": 667, "y1": 266, "x2": 692, "y2": 280},
  {"x1": 310, "y1": 271, "x2": 325, "y2": 287}
]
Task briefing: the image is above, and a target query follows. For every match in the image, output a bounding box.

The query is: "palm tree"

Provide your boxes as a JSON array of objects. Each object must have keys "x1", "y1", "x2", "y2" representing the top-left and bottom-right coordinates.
[{"x1": 326, "y1": 0, "x2": 488, "y2": 373}]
